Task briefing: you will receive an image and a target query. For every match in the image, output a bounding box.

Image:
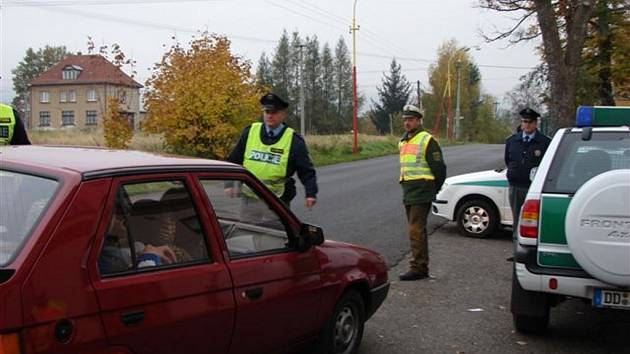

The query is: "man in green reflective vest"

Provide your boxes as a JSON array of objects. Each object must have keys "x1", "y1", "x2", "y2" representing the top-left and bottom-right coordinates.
[
  {"x1": 0, "y1": 104, "x2": 30, "y2": 145},
  {"x1": 227, "y1": 93, "x2": 318, "y2": 209},
  {"x1": 398, "y1": 104, "x2": 446, "y2": 281}
]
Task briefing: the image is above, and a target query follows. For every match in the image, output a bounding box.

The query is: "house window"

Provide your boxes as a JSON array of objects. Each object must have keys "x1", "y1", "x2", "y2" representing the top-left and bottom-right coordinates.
[
  {"x1": 62, "y1": 111, "x2": 75, "y2": 126},
  {"x1": 39, "y1": 91, "x2": 50, "y2": 103},
  {"x1": 87, "y1": 89, "x2": 98, "y2": 102},
  {"x1": 68, "y1": 90, "x2": 76, "y2": 102},
  {"x1": 39, "y1": 111, "x2": 51, "y2": 127},
  {"x1": 59, "y1": 91, "x2": 67, "y2": 103},
  {"x1": 62, "y1": 69, "x2": 80, "y2": 80},
  {"x1": 86, "y1": 111, "x2": 98, "y2": 126}
]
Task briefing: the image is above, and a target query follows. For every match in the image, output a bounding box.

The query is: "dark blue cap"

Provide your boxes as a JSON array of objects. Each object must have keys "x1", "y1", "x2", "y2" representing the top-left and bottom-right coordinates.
[
  {"x1": 260, "y1": 93, "x2": 289, "y2": 110},
  {"x1": 519, "y1": 108, "x2": 540, "y2": 120}
]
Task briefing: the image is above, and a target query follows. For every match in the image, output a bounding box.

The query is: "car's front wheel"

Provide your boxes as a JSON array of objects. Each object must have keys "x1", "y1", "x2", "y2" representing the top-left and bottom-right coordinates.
[
  {"x1": 456, "y1": 199, "x2": 498, "y2": 238},
  {"x1": 316, "y1": 290, "x2": 365, "y2": 354}
]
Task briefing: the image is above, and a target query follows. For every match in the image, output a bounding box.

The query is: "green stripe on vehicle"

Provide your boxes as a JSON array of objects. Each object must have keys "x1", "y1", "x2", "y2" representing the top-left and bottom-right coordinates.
[
  {"x1": 454, "y1": 180, "x2": 509, "y2": 187},
  {"x1": 539, "y1": 195, "x2": 571, "y2": 245},
  {"x1": 538, "y1": 251, "x2": 581, "y2": 269}
]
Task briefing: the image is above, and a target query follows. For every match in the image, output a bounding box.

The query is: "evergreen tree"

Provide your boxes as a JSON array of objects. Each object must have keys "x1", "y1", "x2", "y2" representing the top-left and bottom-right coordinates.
[
  {"x1": 255, "y1": 52, "x2": 273, "y2": 89},
  {"x1": 319, "y1": 43, "x2": 337, "y2": 133},
  {"x1": 333, "y1": 38, "x2": 353, "y2": 132},
  {"x1": 371, "y1": 59, "x2": 412, "y2": 135},
  {"x1": 304, "y1": 36, "x2": 322, "y2": 133},
  {"x1": 271, "y1": 30, "x2": 293, "y2": 116}
]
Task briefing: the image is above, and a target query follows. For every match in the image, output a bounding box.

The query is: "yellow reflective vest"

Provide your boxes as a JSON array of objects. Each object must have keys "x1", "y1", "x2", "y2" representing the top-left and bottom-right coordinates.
[
  {"x1": 399, "y1": 130, "x2": 435, "y2": 182},
  {"x1": 243, "y1": 122, "x2": 294, "y2": 197},
  {"x1": 0, "y1": 104, "x2": 16, "y2": 145}
]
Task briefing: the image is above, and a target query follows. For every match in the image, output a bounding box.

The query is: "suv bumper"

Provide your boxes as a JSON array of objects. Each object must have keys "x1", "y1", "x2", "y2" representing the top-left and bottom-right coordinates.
[{"x1": 515, "y1": 244, "x2": 624, "y2": 300}]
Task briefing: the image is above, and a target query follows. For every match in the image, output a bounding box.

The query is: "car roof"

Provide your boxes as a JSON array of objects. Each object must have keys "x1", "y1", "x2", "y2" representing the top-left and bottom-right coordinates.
[{"x1": 0, "y1": 145, "x2": 240, "y2": 179}]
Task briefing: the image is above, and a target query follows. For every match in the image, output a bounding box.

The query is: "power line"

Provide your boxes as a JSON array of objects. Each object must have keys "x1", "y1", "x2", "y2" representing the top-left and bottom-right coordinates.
[{"x1": 3, "y1": 0, "x2": 224, "y2": 7}]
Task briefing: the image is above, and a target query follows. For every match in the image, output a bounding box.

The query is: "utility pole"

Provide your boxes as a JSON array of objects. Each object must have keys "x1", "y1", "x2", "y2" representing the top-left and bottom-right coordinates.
[
  {"x1": 351, "y1": 0, "x2": 360, "y2": 154},
  {"x1": 455, "y1": 59, "x2": 462, "y2": 140},
  {"x1": 296, "y1": 43, "x2": 306, "y2": 136}
]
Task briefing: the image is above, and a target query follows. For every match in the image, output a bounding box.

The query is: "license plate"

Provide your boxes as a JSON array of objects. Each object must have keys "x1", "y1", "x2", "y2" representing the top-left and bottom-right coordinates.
[{"x1": 593, "y1": 289, "x2": 630, "y2": 310}]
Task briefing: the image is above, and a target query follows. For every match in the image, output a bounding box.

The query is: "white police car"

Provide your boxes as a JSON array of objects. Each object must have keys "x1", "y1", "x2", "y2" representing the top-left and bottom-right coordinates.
[
  {"x1": 512, "y1": 106, "x2": 630, "y2": 334},
  {"x1": 432, "y1": 168, "x2": 511, "y2": 238}
]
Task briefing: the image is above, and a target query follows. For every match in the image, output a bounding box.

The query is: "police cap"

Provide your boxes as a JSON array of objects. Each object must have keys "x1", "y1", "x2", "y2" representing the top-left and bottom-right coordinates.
[
  {"x1": 402, "y1": 104, "x2": 423, "y2": 118},
  {"x1": 519, "y1": 107, "x2": 540, "y2": 121},
  {"x1": 260, "y1": 92, "x2": 289, "y2": 111}
]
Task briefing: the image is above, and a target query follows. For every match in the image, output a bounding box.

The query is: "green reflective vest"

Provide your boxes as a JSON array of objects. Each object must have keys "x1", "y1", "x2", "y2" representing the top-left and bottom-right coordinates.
[
  {"x1": 399, "y1": 130, "x2": 435, "y2": 182},
  {"x1": 243, "y1": 122, "x2": 294, "y2": 197},
  {"x1": 0, "y1": 104, "x2": 16, "y2": 145}
]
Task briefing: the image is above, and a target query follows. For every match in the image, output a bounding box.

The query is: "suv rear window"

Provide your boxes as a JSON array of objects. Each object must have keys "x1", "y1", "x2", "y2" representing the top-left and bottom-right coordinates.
[
  {"x1": 543, "y1": 131, "x2": 630, "y2": 194},
  {"x1": 0, "y1": 170, "x2": 58, "y2": 266}
]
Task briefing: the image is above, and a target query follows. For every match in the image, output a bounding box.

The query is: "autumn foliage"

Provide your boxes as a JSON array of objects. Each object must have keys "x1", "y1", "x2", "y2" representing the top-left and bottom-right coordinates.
[
  {"x1": 143, "y1": 33, "x2": 262, "y2": 159},
  {"x1": 103, "y1": 96, "x2": 133, "y2": 149}
]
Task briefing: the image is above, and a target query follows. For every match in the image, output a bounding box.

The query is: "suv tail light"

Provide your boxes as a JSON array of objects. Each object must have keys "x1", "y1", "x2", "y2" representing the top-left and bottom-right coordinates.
[
  {"x1": 0, "y1": 332, "x2": 21, "y2": 354},
  {"x1": 520, "y1": 199, "x2": 540, "y2": 239}
]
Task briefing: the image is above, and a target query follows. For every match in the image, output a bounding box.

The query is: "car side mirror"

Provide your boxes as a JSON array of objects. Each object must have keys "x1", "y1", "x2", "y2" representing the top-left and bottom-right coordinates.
[
  {"x1": 530, "y1": 167, "x2": 538, "y2": 182},
  {"x1": 297, "y1": 223, "x2": 324, "y2": 251}
]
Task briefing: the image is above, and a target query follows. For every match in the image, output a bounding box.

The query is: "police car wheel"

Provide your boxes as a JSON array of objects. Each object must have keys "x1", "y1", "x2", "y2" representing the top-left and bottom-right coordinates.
[{"x1": 456, "y1": 199, "x2": 498, "y2": 238}]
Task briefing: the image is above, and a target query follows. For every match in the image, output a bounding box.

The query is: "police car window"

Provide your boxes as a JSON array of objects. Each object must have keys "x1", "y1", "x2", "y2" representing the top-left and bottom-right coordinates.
[
  {"x1": 543, "y1": 131, "x2": 630, "y2": 194},
  {"x1": 0, "y1": 170, "x2": 58, "y2": 267},
  {"x1": 199, "y1": 179, "x2": 290, "y2": 259},
  {"x1": 98, "y1": 180, "x2": 211, "y2": 277}
]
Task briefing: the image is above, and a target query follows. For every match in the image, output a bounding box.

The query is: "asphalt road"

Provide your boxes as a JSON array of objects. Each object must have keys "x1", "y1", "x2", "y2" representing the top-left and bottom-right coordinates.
[
  {"x1": 292, "y1": 143, "x2": 505, "y2": 266},
  {"x1": 292, "y1": 144, "x2": 630, "y2": 354}
]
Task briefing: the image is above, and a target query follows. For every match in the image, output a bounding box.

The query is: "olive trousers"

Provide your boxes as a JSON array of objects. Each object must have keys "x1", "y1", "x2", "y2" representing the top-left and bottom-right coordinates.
[{"x1": 405, "y1": 203, "x2": 431, "y2": 273}]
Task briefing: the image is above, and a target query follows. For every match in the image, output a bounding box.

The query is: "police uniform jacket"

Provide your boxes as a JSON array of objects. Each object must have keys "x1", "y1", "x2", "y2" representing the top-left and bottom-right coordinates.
[
  {"x1": 3, "y1": 107, "x2": 31, "y2": 145},
  {"x1": 400, "y1": 129, "x2": 446, "y2": 205},
  {"x1": 504, "y1": 130, "x2": 551, "y2": 188},
  {"x1": 228, "y1": 124, "x2": 318, "y2": 203}
]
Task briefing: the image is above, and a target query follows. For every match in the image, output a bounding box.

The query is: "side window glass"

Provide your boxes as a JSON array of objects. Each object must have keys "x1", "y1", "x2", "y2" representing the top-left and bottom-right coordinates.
[
  {"x1": 200, "y1": 179, "x2": 289, "y2": 258},
  {"x1": 98, "y1": 180, "x2": 210, "y2": 276}
]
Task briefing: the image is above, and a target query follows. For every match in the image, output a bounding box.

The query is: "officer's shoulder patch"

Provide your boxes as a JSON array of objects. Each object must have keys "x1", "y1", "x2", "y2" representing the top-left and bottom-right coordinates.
[{"x1": 432, "y1": 151, "x2": 442, "y2": 161}]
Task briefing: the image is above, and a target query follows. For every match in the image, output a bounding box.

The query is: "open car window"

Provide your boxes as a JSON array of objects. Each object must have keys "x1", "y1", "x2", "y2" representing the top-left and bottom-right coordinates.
[{"x1": 199, "y1": 179, "x2": 290, "y2": 258}]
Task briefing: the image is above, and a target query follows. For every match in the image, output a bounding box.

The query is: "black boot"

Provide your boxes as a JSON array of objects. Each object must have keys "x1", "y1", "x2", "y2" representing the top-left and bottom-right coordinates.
[{"x1": 398, "y1": 270, "x2": 429, "y2": 281}]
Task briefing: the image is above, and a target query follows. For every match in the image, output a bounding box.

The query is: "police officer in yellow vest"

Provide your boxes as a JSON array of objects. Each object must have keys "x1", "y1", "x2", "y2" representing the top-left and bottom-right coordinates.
[
  {"x1": 0, "y1": 104, "x2": 30, "y2": 145},
  {"x1": 398, "y1": 104, "x2": 446, "y2": 281},
  {"x1": 227, "y1": 93, "x2": 317, "y2": 209}
]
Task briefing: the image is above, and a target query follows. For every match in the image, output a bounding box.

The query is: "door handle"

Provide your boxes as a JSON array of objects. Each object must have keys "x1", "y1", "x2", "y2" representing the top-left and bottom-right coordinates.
[
  {"x1": 121, "y1": 310, "x2": 145, "y2": 326},
  {"x1": 243, "y1": 287, "x2": 264, "y2": 301}
]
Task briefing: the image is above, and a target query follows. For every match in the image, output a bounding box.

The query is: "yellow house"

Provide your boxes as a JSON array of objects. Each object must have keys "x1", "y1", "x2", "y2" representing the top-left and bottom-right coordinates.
[{"x1": 29, "y1": 55, "x2": 143, "y2": 129}]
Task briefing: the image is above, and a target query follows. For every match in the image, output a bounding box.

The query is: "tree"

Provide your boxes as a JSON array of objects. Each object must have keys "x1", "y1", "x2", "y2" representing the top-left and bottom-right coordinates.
[
  {"x1": 318, "y1": 43, "x2": 337, "y2": 133},
  {"x1": 143, "y1": 32, "x2": 261, "y2": 159},
  {"x1": 425, "y1": 40, "x2": 478, "y2": 139},
  {"x1": 479, "y1": 0, "x2": 597, "y2": 129},
  {"x1": 371, "y1": 59, "x2": 412, "y2": 135},
  {"x1": 333, "y1": 38, "x2": 354, "y2": 133},
  {"x1": 255, "y1": 52, "x2": 273, "y2": 89},
  {"x1": 578, "y1": 0, "x2": 630, "y2": 105},
  {"x1": 11, "y1": 45, "x2": 71, "y2": 113},
  {"x1": 103, "y1": 97, "x2": 133, "y2": 149}
]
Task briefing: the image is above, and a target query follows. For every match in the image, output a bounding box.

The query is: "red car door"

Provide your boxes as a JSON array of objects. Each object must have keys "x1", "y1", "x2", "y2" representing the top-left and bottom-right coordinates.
[
  {"x1": 89, "y1": 175, "x2": 235, "y2": 354},
  {"x1": 198, "y1": 177, "x2": 322, "y2": 354}
]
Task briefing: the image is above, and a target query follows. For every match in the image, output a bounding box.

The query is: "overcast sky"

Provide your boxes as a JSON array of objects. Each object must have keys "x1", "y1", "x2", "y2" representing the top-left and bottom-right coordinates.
[{"x1": 1, "y1": 0, "x2": 541, "y2": 106}]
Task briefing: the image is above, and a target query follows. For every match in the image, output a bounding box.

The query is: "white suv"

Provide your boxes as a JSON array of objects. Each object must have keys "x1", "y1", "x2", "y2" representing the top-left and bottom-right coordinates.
[{"x1": 512, "y1": 106, "x2": 630, "y2": 334}]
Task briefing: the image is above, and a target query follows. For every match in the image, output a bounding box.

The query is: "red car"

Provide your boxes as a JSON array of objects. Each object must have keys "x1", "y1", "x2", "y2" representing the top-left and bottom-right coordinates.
[{"x1": 0, "y1": 146, "x2": 389, "y2": 354}]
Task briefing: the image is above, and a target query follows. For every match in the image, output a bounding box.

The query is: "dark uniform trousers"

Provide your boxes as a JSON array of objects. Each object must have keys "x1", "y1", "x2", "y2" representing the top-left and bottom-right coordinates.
[
  {"x1": 406, "y1": 203, "x2": 431, "y2": 273},
  {"x1": 509, "y1": 185, "x2": 529, "y2": 237}
]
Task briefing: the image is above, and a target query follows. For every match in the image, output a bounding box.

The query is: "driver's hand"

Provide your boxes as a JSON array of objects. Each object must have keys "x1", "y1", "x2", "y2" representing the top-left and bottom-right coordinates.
[{"x1": 224, "y1": 187, "x2": 238, "y2": 198}]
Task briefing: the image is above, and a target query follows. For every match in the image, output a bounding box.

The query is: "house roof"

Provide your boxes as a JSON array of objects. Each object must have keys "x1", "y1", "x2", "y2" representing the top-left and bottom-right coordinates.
[{"x1": 29, "y1": 55, "x2": 143, "y2": 88}]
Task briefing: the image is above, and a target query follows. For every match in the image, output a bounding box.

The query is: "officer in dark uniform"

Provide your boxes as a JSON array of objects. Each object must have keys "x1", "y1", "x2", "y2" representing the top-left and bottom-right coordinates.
[
  {"x1": 0, "y1": 104, "x2": 30, "y2": 145},
  {"x1": 227, "y1": 93, "x2": 317, "y2": 209},
  {"x1": 504, "y1": 108, "x2": 551, "y2": 231}
]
